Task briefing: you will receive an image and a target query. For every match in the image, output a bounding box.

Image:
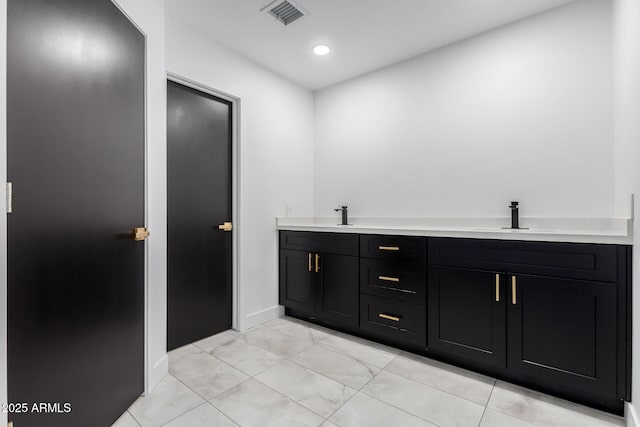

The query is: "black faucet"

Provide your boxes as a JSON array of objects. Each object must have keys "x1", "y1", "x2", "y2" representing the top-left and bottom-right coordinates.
[
  {"x1": 509, "y1": 201, "x2": 519, "y2": 229},
  {"x1": 335, "y1": 206, "x2": 348, "y2": 226}
]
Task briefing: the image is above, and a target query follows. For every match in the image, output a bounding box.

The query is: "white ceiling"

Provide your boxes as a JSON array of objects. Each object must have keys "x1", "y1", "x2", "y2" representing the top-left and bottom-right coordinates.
[{"x1": 167, "y1": 0, "x2": 576, "y2": 91}]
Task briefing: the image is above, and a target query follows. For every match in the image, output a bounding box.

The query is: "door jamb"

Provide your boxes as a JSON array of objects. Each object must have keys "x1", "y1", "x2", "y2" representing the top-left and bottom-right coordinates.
[{"x1": 166, "y1": 72, "x2": 242, "y2": 333}]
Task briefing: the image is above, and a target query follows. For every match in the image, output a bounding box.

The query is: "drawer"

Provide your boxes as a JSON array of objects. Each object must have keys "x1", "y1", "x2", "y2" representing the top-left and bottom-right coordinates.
[
  {"x1": 428, "y1": 238, "x2": 618, "y2": 282},
  {"x1": 360, "y1": 294, "x2": 426, "y2": 348},
  {"x1": 360, "y1": 259, "x2": 426, "y2": 304},
  {"x1": 280, "y1": 231, "x2": 359, "y2": 256},
  {"x1": 360, "y1": 235, "x2": 426, "y2": 263}
]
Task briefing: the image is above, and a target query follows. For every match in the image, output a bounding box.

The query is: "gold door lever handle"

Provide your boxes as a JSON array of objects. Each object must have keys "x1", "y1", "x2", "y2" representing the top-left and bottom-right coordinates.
[
  {"x1": 133, "y1": 227, "x2": 150, "y2": 241},
  {"x1": 218, "y1": 222, "x2": 233, "y2": 232}
]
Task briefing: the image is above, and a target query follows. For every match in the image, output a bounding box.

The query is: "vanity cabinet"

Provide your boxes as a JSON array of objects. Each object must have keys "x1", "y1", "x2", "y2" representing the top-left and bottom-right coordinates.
[
  {"x1": 279, "y1": 231, "x2": 631, "y2": 414},
  {"x1": 359, "y1": 235, "x2": 427, "y2": 348},
  {"x1": 279, "y1": 231, "x2": 359, "y2": 328},
  {"x1": 428, "y1": 238, "x2": 630, "y2": 411},
  {"x1": 427, "y1": 267, "x2": 507, "y2": 369}
]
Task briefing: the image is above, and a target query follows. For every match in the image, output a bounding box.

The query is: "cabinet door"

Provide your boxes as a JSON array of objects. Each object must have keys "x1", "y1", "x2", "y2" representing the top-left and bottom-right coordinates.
[
  {"x1": 428, "y1": 267, "x2": 506, "y2": 368},
  {"x1": 280, "y1": 250, "x2": 316, "y2": 316},
  {"x1": 317, "y1": 253, "x2": 359, "y2": 328},
  {"x1": 508, "y1": 274, "x2": 617, "y2": 397}
]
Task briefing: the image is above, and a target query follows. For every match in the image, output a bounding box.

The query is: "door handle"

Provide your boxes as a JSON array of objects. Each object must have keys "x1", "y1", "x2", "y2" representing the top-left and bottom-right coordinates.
[
  {"x1": 315, "y1": 254, "x2": 320, "y2": 273},
  {"x1": 379, "y1": 313, "x2": 401, "y2": 322},
  {"x1": 133, "y1": 227, "x2": 150, "y2": 241},
  {"x1": 511, "y1": 276, "x2": 517, "y2": 305},
  {"x1": 218, "y1": 222, "x2": 233, "y2": 232},
  {"x1": 308, "y1": 253, "x2": 312, "y2": 272}
]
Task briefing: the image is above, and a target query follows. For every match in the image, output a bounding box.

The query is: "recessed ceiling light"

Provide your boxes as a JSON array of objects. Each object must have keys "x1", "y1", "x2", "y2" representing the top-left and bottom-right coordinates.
[{"x1": 313, "y1": 44, "x2": 331, "y2": 56}]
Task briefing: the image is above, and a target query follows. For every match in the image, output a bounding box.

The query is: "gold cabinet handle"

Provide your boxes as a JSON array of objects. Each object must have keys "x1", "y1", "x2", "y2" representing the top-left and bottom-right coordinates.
[
  {"x1": 218, "y1": 221, "x2": 233, "y2": 232},
  {"x1": 495, "y1": 274, "x2": 500, "y2": 302},
  {"x1": 133, "y1": 227, "x2": 150, "y2": 241},
  {"x1": 512, "y1": 276, "x2": 517, "y2": 305},
  {"x1": 315, "y1": 254, "x2": 320, "y2": 273},
  {"x1": 378, "y1": 245, "x2": 400, "y2": 251},
  {"x1": 379, "y1": 313, "x2": 401, "y2": 322},
  {"x1": 308, "y1": 253, "x2": 312, "y2": 272},
  {"x1": 378, "y1": 275, "x2": 400, "y2": 283}
]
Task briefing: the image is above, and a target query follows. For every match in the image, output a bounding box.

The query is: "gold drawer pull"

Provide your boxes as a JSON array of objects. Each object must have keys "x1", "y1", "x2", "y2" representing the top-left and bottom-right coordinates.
[
  {"x1": 308, "y1": 253, "x2": 312, "y2": 272},
  {"x1": 495, "y1": 274, "x2": 500, "y2": 302},
  {"x1": 378, "y1": 275, "x2": 400, "y2": 283},
  {"x1": 378, "y1": 245, "x2": 400, "y2": 251},
  {"x1": 379, "y1": 313, "x2": 401, "y2": 322},
  {"x1": 512, "y1": 276, "x2": 517, "y2": 305}
]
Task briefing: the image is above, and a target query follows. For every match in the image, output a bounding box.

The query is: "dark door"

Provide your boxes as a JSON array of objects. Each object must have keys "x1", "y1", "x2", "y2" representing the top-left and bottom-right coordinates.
[
  {"x1": 427, "y1": 267, "x2": 507, "y2": 368},
  {"x1": 507, "y1": 274, "x2": 617, "y2": 397},
  {"x1": 7, "y1": 0, "x2": 145, "y2": 426},
  {"x1": 316, "y1": 253, "x2": 359, "y2": 328},
  {"x1": 279, "y1": 250, "x2": 316, "y2": 316},
  {"x1": 167, "y1": 81, "x2": 233, "y2": 350}
]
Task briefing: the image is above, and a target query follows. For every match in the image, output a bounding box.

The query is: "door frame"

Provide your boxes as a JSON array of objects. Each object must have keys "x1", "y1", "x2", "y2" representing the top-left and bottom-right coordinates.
[{"x1": 166, "y1": 72, "x2": 242, "y2": 333}]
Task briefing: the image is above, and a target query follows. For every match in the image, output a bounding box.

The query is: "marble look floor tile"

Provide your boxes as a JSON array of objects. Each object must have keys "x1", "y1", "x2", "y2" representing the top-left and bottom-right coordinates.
[
  {"x1": 320, "y1": 421, "x2": 339, "y2": 427},
  {"x1": 243, "y1": 326, "x2": 312, "y2": 358},
  {"x1": 329, "y1": 392, "x2": 436, "y2": 427},
  {"x1": 193, "y1": 331, "x2": 238, "y2": 353},
  {"x1": 290, "y1": 345, "x2": 380, "y2": 389},
  {"x1": 162, "y1": 403, "x2": 238, "y2": 427},
  {"x1": 255, "y1": 360, "x2": 356, "y2": 418},
  {"x1": 479, "y1": 408, "x2": 537, "y2": 427},
  {"x1": 264, "y1": 317, "x2": 334, "y2": 344},
  {"x1": 384, "y1": 352, "x2": 495, "y2": 405},
  {"x1": 170, "y1": 352, "x2": 249, "y2": 400},
  {"x1": 111, "y1": 411, "x2": 140, "y2": 427},
  {"x1": 488, "y1": 381, "x2": 625, "y2": 427},
  {"x1": 210, "y1": 338, "x2": 282, "y2": 376},
  {"x1": 317, "y1": 333, "x2": 399, "y2": 368},
  {"x1": 168, "y1": 344, "x2": 202, "y2": 364},
  {"x1": 210, "y1": 379, "x2": 325, "y2": 427},
  {"x1": 129, "y1": 375, "x2": 204, "y2": 427},
  {"x1": 362, "y1": 370, "x2": 484, "y2": 427}
]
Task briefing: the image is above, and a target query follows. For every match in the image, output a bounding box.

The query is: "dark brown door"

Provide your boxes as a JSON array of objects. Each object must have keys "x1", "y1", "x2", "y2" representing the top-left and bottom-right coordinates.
[
  {"x1": 167, "y1": 81, "x2": 233, "y2": 350},
  {"x1": 427, "y1": 267, "x2": 507, "y2": 368},
  {"x1": 507, "y1": 274, "x2": 617, "y2": 397},
  {"x1": 7, "y1": 0, "x2": 145, "y2": 426}
]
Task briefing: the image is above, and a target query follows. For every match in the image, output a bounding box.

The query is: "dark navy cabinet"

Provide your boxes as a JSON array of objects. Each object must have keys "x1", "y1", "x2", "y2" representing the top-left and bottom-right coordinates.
[{"x1": 280, "y1": 231, "x2": 631, "y2": 414}]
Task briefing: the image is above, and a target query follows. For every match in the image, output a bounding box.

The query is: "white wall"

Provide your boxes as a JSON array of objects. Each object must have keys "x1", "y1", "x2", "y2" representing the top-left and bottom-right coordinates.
[
  {"x1": 613, "y1": 0, "x2": 640, "y2": 424},
  {"x1": 166, "y1": 18, "x2": 315, "y2": 329},
  {"x1": 314, "y1": 0, "x2": 614, "y2": 219},
  {"x1": 112, "y1": 0, "x2": 168, "y2": 393}
]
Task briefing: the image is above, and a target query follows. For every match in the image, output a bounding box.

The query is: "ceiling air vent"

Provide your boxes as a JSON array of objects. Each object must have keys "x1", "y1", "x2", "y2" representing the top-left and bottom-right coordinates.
[{"x1": 262, "y1": 0, "x2": 306, "y2": 26}]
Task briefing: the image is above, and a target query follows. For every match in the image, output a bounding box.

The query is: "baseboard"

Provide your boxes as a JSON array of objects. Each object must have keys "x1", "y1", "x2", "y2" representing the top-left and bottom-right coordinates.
[
  {"x1": 243, "y1": 305, "x2": 284, "y2": 330},
  {"x1": 146, "y1": 354, "x2": 168, "y2": 395},
  {"x1": 628, "y1": 402, "x2": 640, "y2": 427}
]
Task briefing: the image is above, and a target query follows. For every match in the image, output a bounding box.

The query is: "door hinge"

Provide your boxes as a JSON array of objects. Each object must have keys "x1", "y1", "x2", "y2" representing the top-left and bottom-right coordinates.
[{"x1": 6, "y1": 182, "x2": 12, "y2": 214}]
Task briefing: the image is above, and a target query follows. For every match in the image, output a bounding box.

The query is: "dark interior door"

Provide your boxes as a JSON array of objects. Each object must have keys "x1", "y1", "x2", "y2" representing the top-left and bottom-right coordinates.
[
  {"x1": 7, "y1": 1, "x2": 145, "y2": 426},
  {"x1": 167, "y1": 81, "x2": 233, "y2": 350}
]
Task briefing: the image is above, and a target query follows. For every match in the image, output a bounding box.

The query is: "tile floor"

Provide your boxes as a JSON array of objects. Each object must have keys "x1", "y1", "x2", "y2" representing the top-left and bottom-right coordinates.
[{"x1": 113, "y1": 317, "x2": 626, "y2": 427}]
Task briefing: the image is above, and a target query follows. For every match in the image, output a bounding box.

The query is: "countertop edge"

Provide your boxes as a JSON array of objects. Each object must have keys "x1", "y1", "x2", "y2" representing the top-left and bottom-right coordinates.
[{"x1": 275, "y1": 224, "x2": 632, "y2": 245}]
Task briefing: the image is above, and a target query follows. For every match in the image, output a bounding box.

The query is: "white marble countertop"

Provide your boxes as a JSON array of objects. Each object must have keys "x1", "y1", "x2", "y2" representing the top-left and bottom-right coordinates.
[{"x1": 276, "y1": 217, "x2": 633, "y2": 245}]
